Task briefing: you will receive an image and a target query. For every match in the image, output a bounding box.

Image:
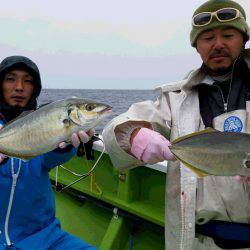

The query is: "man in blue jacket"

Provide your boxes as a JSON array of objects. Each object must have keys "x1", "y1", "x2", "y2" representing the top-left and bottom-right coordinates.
[{"x1": 0, "y1": 56, "x2": 96, "y2": 250}]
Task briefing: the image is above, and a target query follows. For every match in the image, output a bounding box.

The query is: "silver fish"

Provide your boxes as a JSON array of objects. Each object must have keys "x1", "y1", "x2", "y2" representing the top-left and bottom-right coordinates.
[
  {"x1": 170, "y1": 128, "x2": 250, "y2": 177},
  {"x1": 0, "y1": 97, "x2": 112, "y2": 160}
]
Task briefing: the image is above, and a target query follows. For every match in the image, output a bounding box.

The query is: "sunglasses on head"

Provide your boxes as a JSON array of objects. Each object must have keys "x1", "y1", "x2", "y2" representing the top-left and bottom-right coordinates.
[{"x1": 192, "y1": 8, "x2": 244, "y2": 27}]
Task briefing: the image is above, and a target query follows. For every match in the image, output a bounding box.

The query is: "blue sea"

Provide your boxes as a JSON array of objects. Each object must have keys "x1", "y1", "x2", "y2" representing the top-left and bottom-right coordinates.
[{"x1": 38, "y1": 89, "x2": 158, "y2": 133}]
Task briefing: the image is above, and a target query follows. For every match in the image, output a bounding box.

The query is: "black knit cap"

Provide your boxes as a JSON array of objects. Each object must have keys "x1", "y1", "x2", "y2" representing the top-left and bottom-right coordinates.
[
  {"x1": 0, "y1": 55, "x2": 41, "y2": 97},
  {"x1": 0, "y1": 56, "x2": 42, "y2": 122},
  {"x1": 190, "y1": 0, "x2": 250, "y2": 46}
]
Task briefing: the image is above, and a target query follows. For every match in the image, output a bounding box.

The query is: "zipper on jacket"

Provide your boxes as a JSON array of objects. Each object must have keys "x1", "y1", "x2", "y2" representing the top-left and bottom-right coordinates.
[
  {"x1": 215, "y1": 85, "x2": 228, "y2": 112},
  {"x1": 4, "y1": 159, "x2": 22, "y2": 246},
  {"x1": 213, "y1": 59, "x2": 237, "y2": 113}
]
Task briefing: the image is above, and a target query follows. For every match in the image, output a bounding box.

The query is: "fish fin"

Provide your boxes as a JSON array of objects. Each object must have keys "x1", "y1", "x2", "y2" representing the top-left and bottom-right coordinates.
[
  {"x1": 187, "y1": 165, "x2": 209, "y2": 178},
  {"x1": 171, "y1": 128, "x2": 218, "y2": 145},
  {"x1": 174, "y1": 155, "x2": 210, "y2": 178},
  {"x1": 38, "y1": 102, "x2": 52, "y2": 108},
  {"x1": 3, "y1": 102, "x2": 53, "y2": 126},
  {"x1": 18, "y1": 110, "x2": 34, "y2": 117},
  {"x1": 4, "y1": 110, "x2": 35, "y2": 126}
]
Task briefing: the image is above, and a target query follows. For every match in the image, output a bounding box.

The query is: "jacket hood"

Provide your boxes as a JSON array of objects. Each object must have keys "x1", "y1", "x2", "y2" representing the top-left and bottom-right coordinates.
[
  {"x1": 0, "y1": 56, "x2": 42, "y2": 122},
  {"x1": 0, "y1": 56, "x2": 41, "y2": 97}
]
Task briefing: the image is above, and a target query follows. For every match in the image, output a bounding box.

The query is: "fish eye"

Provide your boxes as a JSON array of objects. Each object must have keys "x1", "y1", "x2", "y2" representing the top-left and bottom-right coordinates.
[{"x1": 85, "y1": 104, "x2": 96, "y2": 111}]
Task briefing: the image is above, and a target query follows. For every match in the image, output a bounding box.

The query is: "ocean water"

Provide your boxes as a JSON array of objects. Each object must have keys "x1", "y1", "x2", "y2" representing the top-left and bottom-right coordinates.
[{"x1": 38, "y1": 89, "x2": 158, "y2": 133}]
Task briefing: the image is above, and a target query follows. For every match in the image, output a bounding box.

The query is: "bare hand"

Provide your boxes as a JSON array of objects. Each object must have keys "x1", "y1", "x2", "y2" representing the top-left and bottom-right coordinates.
[{"x1": 59, "y1": 128, "x2": 95, "y2": 148}]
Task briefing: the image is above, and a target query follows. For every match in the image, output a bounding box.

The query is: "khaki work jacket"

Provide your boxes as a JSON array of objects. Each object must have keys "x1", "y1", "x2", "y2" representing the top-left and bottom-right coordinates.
[{"x1": 102, "y1": 49, "x2": 250, "y2": 250}]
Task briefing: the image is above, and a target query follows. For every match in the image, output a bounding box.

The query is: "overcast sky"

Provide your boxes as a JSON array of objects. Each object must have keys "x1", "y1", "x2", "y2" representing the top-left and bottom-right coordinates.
[{"x1": 0, "y1": 0, "x2": 250, "y2": 89}]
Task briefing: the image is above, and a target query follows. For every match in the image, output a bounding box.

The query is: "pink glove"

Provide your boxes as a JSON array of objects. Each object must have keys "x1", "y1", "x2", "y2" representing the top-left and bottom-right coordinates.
[
  {"x1": 130, "y1": 128, "x2": 176, "y2": 164},
  {"x1": 59, "y1": 128, "x2": 95, "y2": 148}
]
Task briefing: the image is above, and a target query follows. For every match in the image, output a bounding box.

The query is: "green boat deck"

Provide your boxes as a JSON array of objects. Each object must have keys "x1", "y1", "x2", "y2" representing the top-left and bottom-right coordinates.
[{"x1": 50, "y1": 149, "x2": 166, "y2": 250}]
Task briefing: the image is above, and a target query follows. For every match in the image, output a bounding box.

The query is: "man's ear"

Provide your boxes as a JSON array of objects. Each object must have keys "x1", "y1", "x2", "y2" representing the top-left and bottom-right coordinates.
[
  {"x1": 195, "y1": 44, "x2": 200, "y2": 54},
  {"x1": 243, "y1": 33, "x2": 248, "y2": 48},
  {"x1": 243, "y1": 40, "x2": 247, "y2": 49}
]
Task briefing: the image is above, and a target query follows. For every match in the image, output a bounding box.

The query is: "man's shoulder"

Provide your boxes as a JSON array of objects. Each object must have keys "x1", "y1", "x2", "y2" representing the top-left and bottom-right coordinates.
[
  {"x1": 154, "y1": 81, "x2": 184, "y2": 93},
  {"x1": 154, "y1": 69, "x2": 197, "y2": 93}
]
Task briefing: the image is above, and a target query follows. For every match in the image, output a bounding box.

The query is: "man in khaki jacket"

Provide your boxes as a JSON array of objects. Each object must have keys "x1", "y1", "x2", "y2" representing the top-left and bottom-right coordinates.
[{"x1": 103, "y1": 0, "x2": 250, "y2": 249}]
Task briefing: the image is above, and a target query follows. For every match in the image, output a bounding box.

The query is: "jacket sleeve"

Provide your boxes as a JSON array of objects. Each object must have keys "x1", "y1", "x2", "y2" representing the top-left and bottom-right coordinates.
[
  {"x1": 102, "y1": 91, "x2": 172, "y2": 171},
  {"x1": 41, "y1": 145, "x2": 77, "y2": 170}
]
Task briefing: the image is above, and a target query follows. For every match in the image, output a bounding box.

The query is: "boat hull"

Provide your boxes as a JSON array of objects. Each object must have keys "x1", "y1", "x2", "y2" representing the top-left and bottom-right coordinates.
[{"x1": 50, "y1": 149, "x2": 166, "y2": 249}]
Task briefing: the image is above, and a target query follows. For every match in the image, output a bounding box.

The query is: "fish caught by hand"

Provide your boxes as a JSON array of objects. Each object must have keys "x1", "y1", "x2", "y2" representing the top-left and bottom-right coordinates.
[
  {"x1": 0, "y1": 97, "x2": 112, "y2": 160},
  {"x1": 169, "y1": 128, "x2": 250, "y2": 177}
]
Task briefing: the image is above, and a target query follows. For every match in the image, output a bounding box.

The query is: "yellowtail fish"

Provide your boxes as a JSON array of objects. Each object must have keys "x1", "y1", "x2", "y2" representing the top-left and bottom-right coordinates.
[
  {"x1": 0, "y1": 97, "x2": 112, "y2": 160},
  {"x1": 169, "y1": 128, "x2": 250, "y2": 177}
]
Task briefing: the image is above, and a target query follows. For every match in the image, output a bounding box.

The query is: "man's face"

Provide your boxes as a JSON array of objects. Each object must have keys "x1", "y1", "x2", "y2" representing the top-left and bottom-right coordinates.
[
  {"x1": 2, "y1": 69, "x2": 34, "y2": 107},
  {"x1": 196, "y1": 27, "x2": 244, "y2": 75}
]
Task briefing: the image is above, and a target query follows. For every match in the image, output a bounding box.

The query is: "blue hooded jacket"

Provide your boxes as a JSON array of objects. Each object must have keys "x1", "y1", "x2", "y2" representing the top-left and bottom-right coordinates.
[{"x1": 0, "y1": 147, "x2": 77, "y2": 249}]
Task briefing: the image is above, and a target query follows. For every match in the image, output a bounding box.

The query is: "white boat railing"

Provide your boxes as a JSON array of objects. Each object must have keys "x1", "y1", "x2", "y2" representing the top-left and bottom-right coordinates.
[{"x1": 93, "y1": 137, "x2": 168, "y2": 174}]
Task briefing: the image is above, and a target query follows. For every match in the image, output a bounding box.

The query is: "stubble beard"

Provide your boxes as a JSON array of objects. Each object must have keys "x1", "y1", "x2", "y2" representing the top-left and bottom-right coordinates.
[{"x1": 208, "y1": 65, "x2": 233, "y2": 76}]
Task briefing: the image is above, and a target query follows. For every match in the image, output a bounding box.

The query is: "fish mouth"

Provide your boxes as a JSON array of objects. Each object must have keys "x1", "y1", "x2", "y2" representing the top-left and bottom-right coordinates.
[{"x1": 98, "y1": 106, "x2": 112, "y2": 115}]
